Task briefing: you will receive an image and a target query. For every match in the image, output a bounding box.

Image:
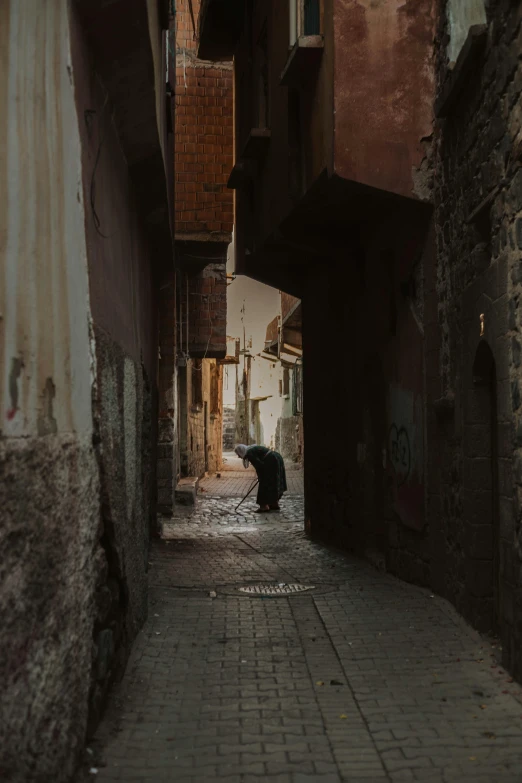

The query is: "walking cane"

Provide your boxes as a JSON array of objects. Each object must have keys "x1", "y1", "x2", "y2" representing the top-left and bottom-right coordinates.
[{"x1": 235, "y1": 479, "x2": 259, "y2": 512}]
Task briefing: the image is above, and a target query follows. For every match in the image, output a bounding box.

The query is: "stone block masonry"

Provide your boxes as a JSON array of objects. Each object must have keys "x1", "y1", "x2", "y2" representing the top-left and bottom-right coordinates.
[
  {"x1": 180, "y1": 262, "x2": 227, "y2": 359},
  {"x1": 222, "y1": 405, "x2": 236, "y2": 451},
  {"x1": 430, "y1": 1, "x2": 522, "y2": 680},
  {"x1": 1, "y1": 435, "x2": 100, "y2": 783}
]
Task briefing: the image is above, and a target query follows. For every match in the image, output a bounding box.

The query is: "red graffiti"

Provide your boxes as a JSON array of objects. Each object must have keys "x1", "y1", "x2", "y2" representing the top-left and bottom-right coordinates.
[{"x1": 6, "y1": 408, "x2": 16, "y2": 420}]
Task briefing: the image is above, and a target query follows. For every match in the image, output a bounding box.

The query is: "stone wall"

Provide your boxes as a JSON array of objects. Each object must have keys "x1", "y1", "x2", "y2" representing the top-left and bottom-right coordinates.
[
  {"x1": 430, "y1": 1, "x2": 522, "y2": 678},
  {"x1": 276, "y1": 415, "x2": 303, "y2": 463},
  {"x1": 72, "y1": 14, "x2": 161, "y2": 728},
  {"x1": 88, "y1": 326, "x2": 154, "y2": 732},
  {"x1": 222, "y1": 405, "x2": 236, "y2": 451}
]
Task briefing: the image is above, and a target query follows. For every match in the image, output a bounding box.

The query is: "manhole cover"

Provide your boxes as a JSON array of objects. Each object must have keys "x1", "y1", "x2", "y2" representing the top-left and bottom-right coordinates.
[{"x1": 239, "y1": 583, "x2": 315, "y2": 596}]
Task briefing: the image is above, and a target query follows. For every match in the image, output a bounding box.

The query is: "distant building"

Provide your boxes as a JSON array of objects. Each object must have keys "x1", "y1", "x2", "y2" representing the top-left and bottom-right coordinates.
[{"x1": 264, "y1": 294, "x2": 304, "y2": 463}]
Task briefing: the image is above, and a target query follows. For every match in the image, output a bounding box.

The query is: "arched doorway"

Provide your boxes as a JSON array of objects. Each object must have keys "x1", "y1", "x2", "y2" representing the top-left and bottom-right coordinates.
[{"x1": 465, "y1": 340, "x2": 499, "y2": 631}]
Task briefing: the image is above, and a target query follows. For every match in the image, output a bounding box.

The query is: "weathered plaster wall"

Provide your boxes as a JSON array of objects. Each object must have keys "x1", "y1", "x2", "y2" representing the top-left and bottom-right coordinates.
[
  {"x1": 0, "y1": 2, "x2": 100, "y2": 779},
  {"x1": 333, "y1": 0, "x2": 436, "y2": 199},
  {"x1": 0, "y1": 0, "x2": 94, "y2": 437},
  {"x1": 71, "y1": 16, "x2": 158, "y2": 382},
  {"x1": 88, "y1": 326, "x2": 152, "y2": 730},
  {"x1": 70, "y1": 6, "x2": 160, "y2": 723}
]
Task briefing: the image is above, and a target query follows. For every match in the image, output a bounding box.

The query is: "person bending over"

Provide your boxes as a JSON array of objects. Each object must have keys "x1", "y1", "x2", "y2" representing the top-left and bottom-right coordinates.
[{"x1": 234, "y1": 444, "x2": 287, "y2": 513}]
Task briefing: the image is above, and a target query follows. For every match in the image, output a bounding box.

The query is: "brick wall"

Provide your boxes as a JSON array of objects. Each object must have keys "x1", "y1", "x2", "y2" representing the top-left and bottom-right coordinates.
[
  {"x1": 175, "y1": 0, "x2": 233, "y2": 240},
  {"x1": 179, "y1": 263, "x2": 227, "y2": 358}
]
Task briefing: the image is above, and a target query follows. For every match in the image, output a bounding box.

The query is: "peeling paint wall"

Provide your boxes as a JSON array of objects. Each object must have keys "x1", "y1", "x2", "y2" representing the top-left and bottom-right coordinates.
[
  {"x1": 0, "y1": 0, "x2": 94, "y2": 437},
  {"x1": 333, "y1": 0, "x2": 436, "y2": 199},
  {"x1": 0, "y1": 2, "x2": 100, "y2": 780}
]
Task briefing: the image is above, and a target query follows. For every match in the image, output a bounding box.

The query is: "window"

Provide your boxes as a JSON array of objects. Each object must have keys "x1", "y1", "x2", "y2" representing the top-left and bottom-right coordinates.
[
  {"x1": 447, "y1": 0, "x2": 486, "y2": 64},
  {"x1": 304, "y1": 0, "x2": 320, "y2": 35},
  {"x1": 283, "y1": 367, "x2": 290, "y2": 397},
  {"x1": 289, "y1": 0, "x2": 321, "y2": 46},
  {"x1": 191, "y1": 359, "x2": 203, "y2": 406}
]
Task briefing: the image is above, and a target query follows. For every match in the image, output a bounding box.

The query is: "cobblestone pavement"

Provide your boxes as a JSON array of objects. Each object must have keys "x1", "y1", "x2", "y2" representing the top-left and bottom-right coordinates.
[
  {"x1": 83, "y1": 495, "x2": 522, "y2": 783},
  {"x1": 199, "y1": 472, "x2": 304, "y2": 497},
  {"x1": 220, "y1": 453, "x2": 303, "y2": 472}
]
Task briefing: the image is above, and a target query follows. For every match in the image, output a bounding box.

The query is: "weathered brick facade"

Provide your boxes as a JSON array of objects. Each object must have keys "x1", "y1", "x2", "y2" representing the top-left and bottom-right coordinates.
[
  {"x1": 183, "y1": 262, "x2": 227, "y2": 358},
  {"x1": 175, "y1": 0, "x2": 233, "y2": 240}
]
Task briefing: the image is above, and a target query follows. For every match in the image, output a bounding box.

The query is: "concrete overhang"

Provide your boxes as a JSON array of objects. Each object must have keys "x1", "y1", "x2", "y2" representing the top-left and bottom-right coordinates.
[{"x1": 236, "y1": 168, "x2": 433, "y2": 296}]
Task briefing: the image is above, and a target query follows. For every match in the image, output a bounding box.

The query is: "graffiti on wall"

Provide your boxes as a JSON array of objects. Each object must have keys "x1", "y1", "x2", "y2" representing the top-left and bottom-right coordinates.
[{"x1": 387, "y1": 386, "x2": 424, "y2": 530}]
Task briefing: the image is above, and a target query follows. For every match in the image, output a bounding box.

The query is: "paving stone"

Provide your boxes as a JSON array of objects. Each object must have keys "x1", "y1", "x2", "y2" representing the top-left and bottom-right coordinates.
[{"x1": 78, "y1": 495, "x2": 522, "y2": 782}]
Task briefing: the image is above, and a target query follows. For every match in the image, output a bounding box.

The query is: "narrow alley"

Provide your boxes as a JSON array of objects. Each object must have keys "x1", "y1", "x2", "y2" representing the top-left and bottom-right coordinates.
[
  {"x1": 81, "y1": 474, "x2": 522, "y2": 783},
  {"x1": 5, "y1": 1, "x2": 522, "y2": 781}
]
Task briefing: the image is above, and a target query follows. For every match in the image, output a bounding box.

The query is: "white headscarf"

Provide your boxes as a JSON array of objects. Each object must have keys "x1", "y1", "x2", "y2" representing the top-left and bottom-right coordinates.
[{"x1": 235, "y1": 444, "x2": 251, "y2": 469}]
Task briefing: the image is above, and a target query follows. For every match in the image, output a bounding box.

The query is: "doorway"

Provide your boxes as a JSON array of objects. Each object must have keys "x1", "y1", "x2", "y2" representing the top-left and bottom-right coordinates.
[{"x1": 465, "y1": 340, "x2": 499, "y2": 632}]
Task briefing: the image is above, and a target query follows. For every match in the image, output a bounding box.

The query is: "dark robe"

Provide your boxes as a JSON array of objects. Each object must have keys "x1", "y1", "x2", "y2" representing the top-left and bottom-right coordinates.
[{"x1": 246, "y1": 445, "x2": 287, "y2": 507}]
